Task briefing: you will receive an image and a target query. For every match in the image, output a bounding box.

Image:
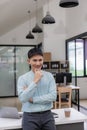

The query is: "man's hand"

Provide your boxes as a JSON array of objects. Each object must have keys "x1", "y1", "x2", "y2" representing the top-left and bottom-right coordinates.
[
  {"x1": 34, "y1": 69, "x2": 43, "y2": 84},
  {"x1": 23, "y1": 86, "x2": 28, "y2": 90},
  {"x1": 29, "y1": 98, "x2": 33, "y2": 103}
]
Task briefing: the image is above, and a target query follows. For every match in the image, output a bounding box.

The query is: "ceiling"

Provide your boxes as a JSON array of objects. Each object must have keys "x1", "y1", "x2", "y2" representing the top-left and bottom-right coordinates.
[
  {"x1": 1, "y1": 0, "x2": 85, "y2": 40},
  {"x1": 0, "y1": 0, "x2": 47, "y2": 36}
]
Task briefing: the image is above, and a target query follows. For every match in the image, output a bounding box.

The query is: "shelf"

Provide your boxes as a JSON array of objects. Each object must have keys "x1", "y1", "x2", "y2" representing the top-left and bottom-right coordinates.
[
  {"x1": 42, "y1": 62, "x2": 50, "y2": 69},
  {"x1": 60, "y1": 61, "x2": 69, "y2": 69},
  {"x1": 50, "y1": 61, "x2": 60, "y2": 69}
]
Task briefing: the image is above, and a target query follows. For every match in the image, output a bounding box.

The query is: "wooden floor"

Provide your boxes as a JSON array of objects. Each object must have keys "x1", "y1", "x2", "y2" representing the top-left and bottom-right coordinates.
[
  {"x1": 80, "y1": 99, "x2": 87, "y2": 109},
  {"x1": 0, "y1": 98, "x2": 87, "y2": 130}
]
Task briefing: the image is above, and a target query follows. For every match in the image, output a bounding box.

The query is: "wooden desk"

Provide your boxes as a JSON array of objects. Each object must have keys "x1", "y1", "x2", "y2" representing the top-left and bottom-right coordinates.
[
  {"x1": 57, "y1": 85, "x2": 80, "y2": 111},
  {"x1": 0, "y1": 108, "x2": 87, "y2": 130}
]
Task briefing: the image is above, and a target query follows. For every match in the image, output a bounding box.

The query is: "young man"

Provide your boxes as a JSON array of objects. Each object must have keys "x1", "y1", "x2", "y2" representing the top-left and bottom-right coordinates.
[{"x1": 17, "y1": 48, "x2": 57, "y2": 130}]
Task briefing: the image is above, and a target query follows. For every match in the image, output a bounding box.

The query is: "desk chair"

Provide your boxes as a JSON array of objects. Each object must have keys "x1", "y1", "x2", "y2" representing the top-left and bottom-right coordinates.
[{"x1": 54, "y1": 87, "x2": 72, "y2": 109}]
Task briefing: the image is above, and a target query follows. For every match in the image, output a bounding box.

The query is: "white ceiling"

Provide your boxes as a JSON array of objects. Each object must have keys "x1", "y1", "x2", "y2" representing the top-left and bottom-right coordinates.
[{"x1": 0, "y1": 0, "x2": 47, "y2": 36}]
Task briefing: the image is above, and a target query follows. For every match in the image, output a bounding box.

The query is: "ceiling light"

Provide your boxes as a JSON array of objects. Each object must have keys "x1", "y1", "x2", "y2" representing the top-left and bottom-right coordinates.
[
  {"x1": 32, "y1": 0, "x2": 43, "y2": 33},
  {"x1": 26, "y1": 31, "x2": 34, "y2": 39},
  {"x1": 32, "y1": 23, "x2": 43, "y2": 33},
  {"x1": 42, "y1": 0, "x2": 55, "y2": 24},
  {"x1": 26, "y1": 11, "x2": 34, "y2": 39},
  {"x1": 42, "y1": 11, "x2": 55, "y2": 24},
  {"x1": 59, "y1": 0, "x2": 79, "y2": 8}
]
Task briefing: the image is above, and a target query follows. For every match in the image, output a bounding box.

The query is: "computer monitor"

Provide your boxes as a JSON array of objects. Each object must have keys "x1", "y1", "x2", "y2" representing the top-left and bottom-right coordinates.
[
  {"x1": 63, "y1": 72, "x2": 72, "y2": 84},
  {"x1": 56, "y1": 73, "x2": 64, "y2": 83},
  {"x1": 56, "y1": 72, "x2": 72, "y2": 84},
  {"x1": 66, "y1": 72, "x2": 72, "y2": 83}
]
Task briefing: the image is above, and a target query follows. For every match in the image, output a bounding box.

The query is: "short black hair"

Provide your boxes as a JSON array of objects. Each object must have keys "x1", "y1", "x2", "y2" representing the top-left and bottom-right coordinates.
[{"x1": 28, "y1": 48, "x2": 43, "y2": 58}]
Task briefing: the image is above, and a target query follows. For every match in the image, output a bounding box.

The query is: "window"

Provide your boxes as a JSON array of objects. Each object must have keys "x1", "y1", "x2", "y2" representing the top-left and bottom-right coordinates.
[
  {"x1": 66, "y1": 38, "x2": 87, "y2": 77},
  {"x1": 68, "y1": 41, "x2": 75, "y2": 76},
  {"x1": 76, "y1": 39, "x2": 84, "y2": 76},
  {"x1": 85, "y1": 39, "x2": 87, "y2": 75}
]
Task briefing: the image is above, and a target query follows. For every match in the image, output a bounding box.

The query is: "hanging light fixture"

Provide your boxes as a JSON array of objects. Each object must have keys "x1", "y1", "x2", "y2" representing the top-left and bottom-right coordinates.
[
  {"x1": 26, "y1": 31, "x2": 34, "y2": 39},
  {"x1": 32, "y1": 23, "x2": 42, "y2": 33},
  {"x1": 42, "y1": 0, "x2": 55, "y2": 24},
  {"x1": 32, "y1": 0, "x2": 43, "y2": 33},
  {"x1": 59, "y1": 0, "x2": 79, "y2": 8},
  {"x1": 26, "y1": 10, "x2": 34, "y2": 39}
]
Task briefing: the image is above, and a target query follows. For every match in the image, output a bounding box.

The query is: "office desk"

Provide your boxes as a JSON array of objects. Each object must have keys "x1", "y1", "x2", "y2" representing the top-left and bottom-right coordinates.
[
  {"x1": 0, "y1": 108, "x2": 87, "y2": 130},
  {"x1": 52, "y1": 108, "x2": 86, "y2": 130},
  {"x1": 57, "y1": 85, "x2": 80, "y2": 111}
]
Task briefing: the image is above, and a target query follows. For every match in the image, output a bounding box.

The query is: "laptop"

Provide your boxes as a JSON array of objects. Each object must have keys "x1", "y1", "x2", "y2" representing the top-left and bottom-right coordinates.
[{"x1": 0, "y1": 106, "x2": 22, "y2": 119}]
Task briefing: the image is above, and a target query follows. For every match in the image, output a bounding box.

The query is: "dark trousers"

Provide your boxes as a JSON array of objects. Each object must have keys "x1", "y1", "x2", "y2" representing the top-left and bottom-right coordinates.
[{"x1": 22, "y1": 110, "x2": 56, "y2": 130}]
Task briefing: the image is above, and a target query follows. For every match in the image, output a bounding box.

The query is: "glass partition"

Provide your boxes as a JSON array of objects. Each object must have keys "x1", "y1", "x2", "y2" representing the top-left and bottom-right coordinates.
[
  {"x1": 15, "y1": 46, "x2": 33, "y2": 95},
  {"x1": 0, "y1": 45, "x2": 35, "y2": 97},
  {"x1": 0, "y1": 47, "x2": 15, "y2": 96}
]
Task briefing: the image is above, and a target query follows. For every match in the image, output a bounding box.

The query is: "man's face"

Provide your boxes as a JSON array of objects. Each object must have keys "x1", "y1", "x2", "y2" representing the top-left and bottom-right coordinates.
[{"x1": 28, "y1": 55, "x2": 43, "y2": 72}]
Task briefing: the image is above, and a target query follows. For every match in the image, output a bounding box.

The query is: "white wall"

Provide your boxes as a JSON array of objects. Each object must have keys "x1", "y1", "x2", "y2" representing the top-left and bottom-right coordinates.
[
  {"x1": 77, "y1": 78, "x2": 87, "y2": 99},
  {"x1": 66, "y1": 0, "x2": 87, "y2": 39}
]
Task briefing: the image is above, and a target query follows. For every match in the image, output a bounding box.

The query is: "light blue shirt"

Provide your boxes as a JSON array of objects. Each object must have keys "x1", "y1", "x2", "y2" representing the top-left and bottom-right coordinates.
[{"x1": 17, "y1": 70, "x2": 57, "y2": 112}]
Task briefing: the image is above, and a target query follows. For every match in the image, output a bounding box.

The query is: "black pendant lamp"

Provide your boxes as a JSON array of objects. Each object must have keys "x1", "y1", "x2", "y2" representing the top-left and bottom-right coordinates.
[
  {"x1": 42, "y1": 11, "x2": 55, "y2": 24},
  {"x1": 42, "y1": 0, "x2": 55, "y2": 24},
  {"x1": 32, "y1": 23, "x2": 43, "y2": 33},
  {"x1": 26, "y1": 31, "x2": 34, "y2": 39},
  {"x1": 32, "y1": 0, "x2": 43, "y2": 33},
  {"x1": 59, "y1": 0, "x2": 79, "y2": 8},
  {"x1": 26, "y1": 11, "x2": 34, "y2": 39}
]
